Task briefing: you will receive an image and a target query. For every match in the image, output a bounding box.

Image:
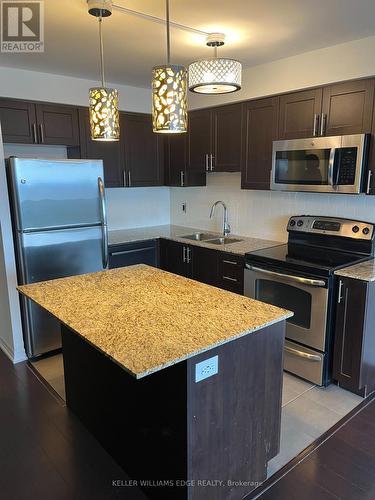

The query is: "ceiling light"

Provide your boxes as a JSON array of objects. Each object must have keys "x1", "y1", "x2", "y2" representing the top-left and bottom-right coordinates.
[
  {"x1": 152, "y1": 0, "x2": 188, "y2": 134},
  {"x1": 188, "y1": 33, "x2": 242, "y2": 94},
  {"x1": 88, "y1": 1, "x2": 119, "y2": 141}
]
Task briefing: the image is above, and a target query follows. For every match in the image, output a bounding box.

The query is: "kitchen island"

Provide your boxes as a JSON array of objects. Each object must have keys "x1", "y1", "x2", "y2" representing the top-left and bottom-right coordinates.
[{"x1": 18, "y1": 265, "x2": 292, "y2": 500}]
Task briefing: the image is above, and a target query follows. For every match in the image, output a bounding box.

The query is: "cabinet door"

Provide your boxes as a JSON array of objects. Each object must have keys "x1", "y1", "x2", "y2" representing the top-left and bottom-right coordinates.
[
  {"x1": 278, "y1": 88, "x2": 323, "y2": 139},
  {"x1": 322, "y1": 79, "x2": 375, "y2": 137},
  {"x1": 241, "y1": 97, "x2": 279, "y2": 190},
  {"x1": 187, "y1": 109, "x2": 211, "y2": 172},
  {"x1": 191, "y1": 246, "x2": 218, "y2": 286},
  {"x1": 165, "y1": 134, "x2": 187, "y2": 187},
  {"x1": 108, "y1": 240, "x2": 158, "y2": 269},
  {"x1": 0, "y1": 98, "x2": 36, "y2": 143},
  {"x1": 78, "y1": 108, "x2": 123, "y2": 188},
  {"x1": 159, "y1": 239, "x2": 191, "y2": 278},
  {"x1": 333, "y1": 277, "x2": 367, "y2": 394},
  {"x1": 211, "y1": 104, "x2": 242, "y2": 172},
  {"x1": 366, "y1": 102, "x2": 375, "y2": 195},
  {"x1": 123, "y1": 113, "x2": 164, "y2": 187},
  {"x1": 36, "y1": 104, "x2": 80, "y2": 146}
]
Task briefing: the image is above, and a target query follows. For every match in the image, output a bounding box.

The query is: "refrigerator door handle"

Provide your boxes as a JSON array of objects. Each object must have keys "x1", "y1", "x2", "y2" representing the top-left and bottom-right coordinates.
[{"x1": 98, "y1": 177, "x2": 109, "y2": 269}]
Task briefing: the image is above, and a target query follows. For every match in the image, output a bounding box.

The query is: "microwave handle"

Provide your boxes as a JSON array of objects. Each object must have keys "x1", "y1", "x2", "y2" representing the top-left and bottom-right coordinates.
[{"x1": 328, "y1": 148, "x2": 338, "y2": 187}]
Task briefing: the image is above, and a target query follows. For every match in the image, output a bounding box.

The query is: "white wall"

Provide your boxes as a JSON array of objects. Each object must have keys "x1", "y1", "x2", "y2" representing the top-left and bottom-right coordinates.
[
  {"x1": 0, "y1": 65, "x2": 151, "y2": 112},
  {"x1": 170, "y1": 173, "x2": 375, "y2": 242}
]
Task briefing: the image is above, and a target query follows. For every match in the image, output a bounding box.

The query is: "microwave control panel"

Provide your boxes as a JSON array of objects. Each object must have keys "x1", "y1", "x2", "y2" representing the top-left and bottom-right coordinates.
[{"x1": 335, "y1": 148, "x2": 357, "y2": 185}]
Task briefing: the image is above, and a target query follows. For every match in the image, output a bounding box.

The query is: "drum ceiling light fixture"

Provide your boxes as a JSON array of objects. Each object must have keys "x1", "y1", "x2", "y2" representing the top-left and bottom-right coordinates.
[
  {"x1": 88, "y1": 0, "x2": 120, "y2": 141},
  {"x1": 188, "y1": 33, "x2": 242, "y2": 94}
]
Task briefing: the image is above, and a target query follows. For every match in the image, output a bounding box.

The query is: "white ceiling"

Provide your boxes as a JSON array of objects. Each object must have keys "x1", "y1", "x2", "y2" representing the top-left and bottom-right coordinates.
[{"x1": 1, "y1": 0, "x2": 375, "y2": 88}]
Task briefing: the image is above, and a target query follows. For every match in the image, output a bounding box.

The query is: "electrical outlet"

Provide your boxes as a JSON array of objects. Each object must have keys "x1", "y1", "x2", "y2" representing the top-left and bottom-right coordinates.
[
  {"x1": 182, "y1": 202, "x2": 187, "y2": 213},
  {"x1": 195, "y1": 355, "x2": 218, "y2": 383}
]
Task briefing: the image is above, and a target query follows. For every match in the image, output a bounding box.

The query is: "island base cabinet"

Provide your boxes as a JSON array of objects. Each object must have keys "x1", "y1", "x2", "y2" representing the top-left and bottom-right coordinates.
[{"x1": 61, "y1": 321, "x2": 285, "y2": 500}]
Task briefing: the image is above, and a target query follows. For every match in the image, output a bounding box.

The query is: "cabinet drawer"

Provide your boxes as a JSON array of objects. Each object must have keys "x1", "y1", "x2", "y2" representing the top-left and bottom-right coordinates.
[
  {"x1": 109, "y1": 240, "x2": 158, "y2": 269},
  {"x1": 218, "y1": 253, "x2": 244, "y2": 294}
]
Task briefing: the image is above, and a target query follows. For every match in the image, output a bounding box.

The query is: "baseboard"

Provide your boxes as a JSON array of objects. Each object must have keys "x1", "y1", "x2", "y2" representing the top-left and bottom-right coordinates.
[{"x1": 0, "y1": 337, "x2": 27, "y2": 363}]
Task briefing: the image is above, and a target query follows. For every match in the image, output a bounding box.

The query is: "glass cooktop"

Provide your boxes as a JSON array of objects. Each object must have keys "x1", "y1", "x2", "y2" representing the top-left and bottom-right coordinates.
[{"x1": 246, "y1": 244, "x2": 369, "y2": 277}]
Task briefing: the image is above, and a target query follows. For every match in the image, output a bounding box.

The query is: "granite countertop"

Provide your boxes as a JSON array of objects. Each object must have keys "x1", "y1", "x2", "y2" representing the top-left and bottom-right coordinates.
[
  {"x1": 18, "y1": 265, "x2": 292, "y2": 379},
  {"x1": 335, "y1": 258, "x2": 375, "y2": 282},
  {"x1": 109, "y1": 224, "x2": 282, "y2": 256}
]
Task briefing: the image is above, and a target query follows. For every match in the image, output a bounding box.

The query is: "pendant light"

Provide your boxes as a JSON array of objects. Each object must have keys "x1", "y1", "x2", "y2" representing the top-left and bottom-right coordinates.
[
  {"x1": 88, "y1": 1, "x2": 119, "y2": 141},
  {"x1": 189, "y1": 33, "x2": 242, "y2": 94},
  {"x1": 152, "y1": 0, "x2": 188, "y2": 134}
]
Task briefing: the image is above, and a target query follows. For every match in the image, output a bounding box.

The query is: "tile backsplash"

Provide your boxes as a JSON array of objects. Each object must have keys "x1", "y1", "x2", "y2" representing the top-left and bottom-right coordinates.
[{"x1": 170, "y1": 173, "x2": 375, "y2": 242}]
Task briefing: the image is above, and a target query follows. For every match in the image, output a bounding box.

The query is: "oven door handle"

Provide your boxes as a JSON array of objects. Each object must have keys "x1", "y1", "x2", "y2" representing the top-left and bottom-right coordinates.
[
  {"x1": 285, "y1": 345, "x2": 321, "y2": 362},
  {"x1": 245, "y1": 264, "x2": 326, "y2": 287}
]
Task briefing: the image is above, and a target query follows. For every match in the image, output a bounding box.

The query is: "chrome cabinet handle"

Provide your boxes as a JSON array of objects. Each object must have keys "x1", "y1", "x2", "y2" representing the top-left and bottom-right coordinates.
[
  {"x1": 128, "y1": 171, "x2": 132, "y2": 187},
  {"x1": 39, "y1": 123, "x2": 44, "y2": 143},
  {"x1": 123, "y1": 170, "x2": 127, "y2": 187},
  {"x1": 186, "y1": 247, "x2": 191, "y2": 263},
  {"x1": 110, "y1": 246, "x2": 155, "y2": 257},
  {"x1": 180, "y1": 170, "x2": 185, "y2": 187},
  {"x1": 337, "y1": 280, "x2": 344, "y2": 304},
  {"x1": 320, "y1": 113, "x2": 327, "y2": 136},
  {"x1": 210, "y1": 154, "x2": 214, "y2": 171},
  {"x1": 183, "y1": 246, "x2": 186, "y2": 263},
  {"x1": 32, "y1": 123, "x2": 37, "y2": 143},
  {"x1": 367, "y1": 170, "x2": 372, "y2": 194},
  {"x1": 285, "y1": 345, "x2": 321, "y2": 362},
  {"x1": 205, "y1": 154, "x2": 210, "y2": 172},
  {"x1": 98, "y1": 177, "x2": 109, "y2": 269},
  {"x1": 246, "y1": 264, "x2": 326, "y2": 287},
  {"x1": 223, "y1": 260, "x2": 238, "y2": 265},
  {"x1": 313, "y1": 113, "x2": 320, "y2": 137},
  {"x1": 223, "y1": 276, "x2": 238, "y2": 282}
]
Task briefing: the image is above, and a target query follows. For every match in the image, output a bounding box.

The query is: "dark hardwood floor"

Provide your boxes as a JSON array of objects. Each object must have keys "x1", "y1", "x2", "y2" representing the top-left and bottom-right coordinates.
[{"x1": 1, "y1": 348, "x2": 375, "y2": 500}]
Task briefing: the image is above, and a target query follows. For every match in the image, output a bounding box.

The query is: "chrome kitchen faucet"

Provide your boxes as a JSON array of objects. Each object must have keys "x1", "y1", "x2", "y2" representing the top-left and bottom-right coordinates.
[{"x1": 209, "y1": 201, "x2": 231, "y2": 236}]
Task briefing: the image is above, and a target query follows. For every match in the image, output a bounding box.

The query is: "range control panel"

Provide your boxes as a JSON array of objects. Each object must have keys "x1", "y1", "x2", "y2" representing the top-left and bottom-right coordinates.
[{"x1": 288, "y1": 216, "x2": 374, "y2": 240}]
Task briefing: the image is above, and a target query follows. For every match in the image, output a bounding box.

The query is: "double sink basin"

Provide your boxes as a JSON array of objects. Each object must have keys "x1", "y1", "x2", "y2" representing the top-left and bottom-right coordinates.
[{"x1": 180, "y1": 232, "x2": 242, "y2": 246}]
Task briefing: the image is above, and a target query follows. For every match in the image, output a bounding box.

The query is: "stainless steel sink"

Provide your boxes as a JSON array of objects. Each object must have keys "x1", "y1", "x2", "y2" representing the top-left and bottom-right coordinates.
[
  {"x1": 180, "y1": 232, "x2": 219, "y2": 241},
  {"x1": 206, "y1": 237, "x2": 243, "y2": 245}
]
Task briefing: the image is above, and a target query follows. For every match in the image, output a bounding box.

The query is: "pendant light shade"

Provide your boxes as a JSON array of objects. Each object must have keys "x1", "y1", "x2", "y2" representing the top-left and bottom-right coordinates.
[
  {"x1": 189, "y1": 34, "x2": 242, "y2": 94},
  {"x1": 89, "y1": 9, "x2": 119, "y2": 141},
  {"x1": 89, "y1": 87, "x2": 120, "y2": 141},
  {"x1": 152, "y1": 64, "x2": 188, "y2": 133},
  {"x1": 152, "y1": 0, "x2": 187, "y2": 133}
]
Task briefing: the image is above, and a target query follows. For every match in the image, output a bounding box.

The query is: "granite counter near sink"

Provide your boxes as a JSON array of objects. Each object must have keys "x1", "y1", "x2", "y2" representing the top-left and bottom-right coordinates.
[{"x1": 109, "y1": 224, "x2": 282, "y2": 256}]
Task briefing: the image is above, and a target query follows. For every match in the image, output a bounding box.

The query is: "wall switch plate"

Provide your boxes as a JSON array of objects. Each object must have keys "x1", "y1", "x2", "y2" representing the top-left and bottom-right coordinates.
[{"x1": 195, "y1": 355, "x2": 218, "y2": 383}]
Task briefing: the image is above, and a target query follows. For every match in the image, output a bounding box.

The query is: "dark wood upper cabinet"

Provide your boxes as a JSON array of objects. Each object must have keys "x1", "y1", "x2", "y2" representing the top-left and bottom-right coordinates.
[
  {"x1": 322, "y1": 79, "x2": 375, "y2": 136},
  {"x1": 0, "y1": 98, "x2": 36, "y2": 144},
  {"x1": 211, "y1": 104, "x2": 242, "y2": 172},
  {"x1": 165, "y1": 132, "x2": 206, "y2": 187},
  {"x1": 187, "y1": 109, "x2": 212, "y2": 172},
  {"x1": 122, "y1": 113, "x2": 164, "y2": 187},
  {"x1": 333, "y1": 277, "x2": 375, "y2": 397},
  {"x1": 77, "y1": 108, "x2": 123, "y2": 188},
  {"x1": 35, "y1": 104, "x2": 80, "y2": 146},
  {"x1": 241, "y1": 97, "x2": 279, "y2": 190},
  {"x1": 278, "y1": 88, "x2": 323, "y2": 139}
]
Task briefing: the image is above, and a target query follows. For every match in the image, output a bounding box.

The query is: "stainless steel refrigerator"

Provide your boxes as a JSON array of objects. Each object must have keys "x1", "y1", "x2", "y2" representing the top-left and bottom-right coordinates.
[{"x1": 7, "y1": 157, "x2": 108, "y2": 358}]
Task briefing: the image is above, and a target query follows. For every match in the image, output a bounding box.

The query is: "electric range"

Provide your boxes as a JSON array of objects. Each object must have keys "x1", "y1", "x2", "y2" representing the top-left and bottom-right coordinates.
[{"x1": 244, "y1": 215, "x2": 375, "y2": 385}]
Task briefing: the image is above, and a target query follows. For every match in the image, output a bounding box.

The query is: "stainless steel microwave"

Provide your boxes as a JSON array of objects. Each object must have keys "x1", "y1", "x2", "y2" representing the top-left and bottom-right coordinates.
[{"x1": 271, "y1": 134, "x2": 370, "y2": 194}]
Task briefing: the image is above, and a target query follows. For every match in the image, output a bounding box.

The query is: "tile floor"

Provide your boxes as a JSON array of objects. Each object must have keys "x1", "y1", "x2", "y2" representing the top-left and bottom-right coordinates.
[{"x1": 30, "y1": 354, "x2": 364, "y2": 479}]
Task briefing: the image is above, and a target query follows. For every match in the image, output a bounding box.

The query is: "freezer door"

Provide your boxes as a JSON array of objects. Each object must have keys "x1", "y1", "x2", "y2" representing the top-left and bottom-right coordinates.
[
  {"x1": 18, "y1": 226, "x2": 104, "y2": 357},
  {"x1": 8, "y1": 158, "x2": 104, "y2": 231}
]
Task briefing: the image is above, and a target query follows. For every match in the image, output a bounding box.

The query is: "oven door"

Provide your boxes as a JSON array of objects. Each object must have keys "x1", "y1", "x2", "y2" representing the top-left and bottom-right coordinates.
[{"x1": 244, "y1": 265, "x2": 329, "y2": 351}]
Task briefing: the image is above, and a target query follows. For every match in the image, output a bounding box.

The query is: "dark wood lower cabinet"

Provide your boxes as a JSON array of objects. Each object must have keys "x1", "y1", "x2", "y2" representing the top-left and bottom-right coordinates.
[
  {"x1": 108, "y1": 240, "x2": 159, "y2": 269},
  {"x1": 333, "y1": 277, "x2": 375, "y2": 396},
  {"x1": 160, "y1": 239, "x2": 244, "y2": 294},
  {"x1": 62, "y1": 319, "x2": 285, "y2": 500}
]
